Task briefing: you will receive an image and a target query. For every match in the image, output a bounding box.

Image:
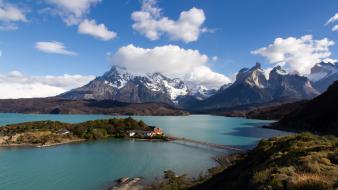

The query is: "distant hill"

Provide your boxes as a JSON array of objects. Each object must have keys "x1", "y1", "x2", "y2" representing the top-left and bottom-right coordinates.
[
  {"x1": 0, "y1": 98, "x2": 188, "y2": 116},
  {"x1": 206, "y1": 101, "x2": 307, "y2": 120},
  {"x1": 273, "y1": 81, "x2": 338, "y2": 135}
]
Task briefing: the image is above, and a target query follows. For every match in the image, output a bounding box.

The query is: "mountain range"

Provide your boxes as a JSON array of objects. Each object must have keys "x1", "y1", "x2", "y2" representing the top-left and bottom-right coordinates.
[
  {"x1": 59, "y1": 65, "x2": 215, "y2": 105},
  {"x1": 59, "y1": 61, "x2": 338, "y2": 111}
]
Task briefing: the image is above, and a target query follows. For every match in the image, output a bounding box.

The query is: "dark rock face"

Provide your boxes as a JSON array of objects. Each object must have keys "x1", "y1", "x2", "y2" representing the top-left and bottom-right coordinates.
[
  {"x1": 309, "y1": 61, "x2": 338, "y2": 93},
  {"x1": 196, "y1": 63, "x2": 318, "y2": 110},
  {"x1": 268, "y1": 66, "x2": 319, "y2": 100},
  {"x1": 275, "y1": 80, "x2": 338, "y2": 135}
]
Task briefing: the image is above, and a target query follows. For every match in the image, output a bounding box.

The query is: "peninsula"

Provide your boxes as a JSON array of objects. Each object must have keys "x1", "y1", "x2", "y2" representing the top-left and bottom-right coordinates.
[{"x1": 0, "y1": 117, "x2": 165, "y2": 147}]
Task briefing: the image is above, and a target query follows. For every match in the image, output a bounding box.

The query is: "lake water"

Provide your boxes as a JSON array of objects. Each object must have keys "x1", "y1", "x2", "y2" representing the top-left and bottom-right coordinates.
[{"x1": 0, "y1": 113, "x2": 292, "y2": 190}]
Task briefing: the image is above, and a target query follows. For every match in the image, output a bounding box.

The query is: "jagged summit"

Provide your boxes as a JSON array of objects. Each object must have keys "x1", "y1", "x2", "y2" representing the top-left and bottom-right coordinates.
[
  {"x1": 59, "y1": 62, "x2": 322, "y2": 110},
  {"x1": 270, "y1": 65, "x2": 288, "y2": 76},
  {"x1": 309, "y1": 61, "x2": 338, "y2": 92},
  {"x1": 235, "y1": 62, "x2": 267, "y2": 88},
  {"x1": 196, "y1": 63, "x2": 319, "y2": 109}
]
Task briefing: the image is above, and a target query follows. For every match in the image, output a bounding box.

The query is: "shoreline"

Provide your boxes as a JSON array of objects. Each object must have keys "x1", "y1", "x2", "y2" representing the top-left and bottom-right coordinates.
[
  {"x1": 0, "y1": 138, "x2": 86, "y2": 148},
  {"x1": 262, "y1": 124, "x2": 302, "y2": 133},
  {"x1": 0, "y1": 137, "x2": 168, "y2": 148}
]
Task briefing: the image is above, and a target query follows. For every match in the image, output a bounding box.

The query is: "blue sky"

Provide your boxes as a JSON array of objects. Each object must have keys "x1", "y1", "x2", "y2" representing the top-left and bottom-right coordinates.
[{"x1": 0, "y1": 0, "x2": 338, "y2": 98}]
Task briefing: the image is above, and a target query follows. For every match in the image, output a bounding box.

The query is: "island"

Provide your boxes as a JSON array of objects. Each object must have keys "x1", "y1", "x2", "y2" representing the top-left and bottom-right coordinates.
[{"x1": 0, "y1": 117, "x2": 166, "y2": 147}]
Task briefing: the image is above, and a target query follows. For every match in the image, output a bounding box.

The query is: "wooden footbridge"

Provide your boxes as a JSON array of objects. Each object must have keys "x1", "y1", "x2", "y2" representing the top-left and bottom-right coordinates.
[{"x1": 167, "y1": 136, "x2": 244, "y2": 152}]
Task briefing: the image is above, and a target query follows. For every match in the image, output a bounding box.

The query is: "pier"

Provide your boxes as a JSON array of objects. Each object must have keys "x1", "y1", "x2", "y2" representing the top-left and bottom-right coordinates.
[{"x1": 168, "y1": 136, "x2": 244, "y2": 152}]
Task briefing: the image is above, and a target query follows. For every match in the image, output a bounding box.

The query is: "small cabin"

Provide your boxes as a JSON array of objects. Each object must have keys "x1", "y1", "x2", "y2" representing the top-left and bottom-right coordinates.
[{"x1": 152, "y1": 128, "x2": 163, "y2": 136}]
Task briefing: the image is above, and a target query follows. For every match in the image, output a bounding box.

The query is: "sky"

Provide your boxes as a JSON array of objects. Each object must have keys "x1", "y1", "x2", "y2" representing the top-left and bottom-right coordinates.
[{"x1": 0, "y1": 0, "x2": 338, "y2": 98}]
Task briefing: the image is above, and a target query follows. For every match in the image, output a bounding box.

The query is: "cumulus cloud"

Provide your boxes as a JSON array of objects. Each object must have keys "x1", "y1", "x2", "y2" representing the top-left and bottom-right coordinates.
[
  {"x1": 46, "y1": 0, "x2": 101, "y2": 25},
  {"x1": 251, "y1": 35, "x2": 335, "y2": 75},
  {"x1": 131, "y1": 0, "x2": 207, "y2": 43},
  {"x1": 185, "y1": 66, "x2": 231, "y2": 89},
  {"x1": 0, "y1": 71, "x2": 95, "y2": 99},
  {"x1": 78, "y1": 19, "x2": 117, "y2": 41},
  {"x1": 0, "y1": 0, "x2": 27, "y2": 30},
  {"x1": 35, "y1": 41, "x2": 77, "y2": 56},
  {"x1": 110, "y1": 44, "x2": 230, "y2": 88}
]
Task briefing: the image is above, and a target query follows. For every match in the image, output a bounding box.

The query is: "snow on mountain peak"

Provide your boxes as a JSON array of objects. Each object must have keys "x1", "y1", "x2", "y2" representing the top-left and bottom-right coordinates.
[{"x1": 308, "y1": 61, "x2": 338, "y2": 82}]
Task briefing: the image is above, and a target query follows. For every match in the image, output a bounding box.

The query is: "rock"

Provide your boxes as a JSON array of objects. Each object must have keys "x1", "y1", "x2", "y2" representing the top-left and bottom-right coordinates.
[{"x1": 109, "y1": 177, "x2": 142, "y2": 190}]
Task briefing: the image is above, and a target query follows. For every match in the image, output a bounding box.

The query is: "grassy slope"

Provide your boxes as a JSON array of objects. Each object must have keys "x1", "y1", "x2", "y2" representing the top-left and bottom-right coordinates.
[{"x1": 192, "y1": 133, "x2": 338, "y2": 190}]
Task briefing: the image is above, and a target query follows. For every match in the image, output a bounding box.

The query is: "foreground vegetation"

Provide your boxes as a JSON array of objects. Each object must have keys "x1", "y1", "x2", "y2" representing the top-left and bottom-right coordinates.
[
  {"x1": 144, "y1": 133, "x2": 338, "y2": 190},
  {"x1": 0, "y1": 117, "x2": 160, "y2": 146}
]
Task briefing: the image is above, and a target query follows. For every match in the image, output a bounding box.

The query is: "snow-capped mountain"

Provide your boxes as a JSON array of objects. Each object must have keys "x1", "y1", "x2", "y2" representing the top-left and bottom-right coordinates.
[
  {"x1": 60, "y1": 63, "x2": 322, "y2": 110},
  {"x1": 268, "y1": 66, "x2": 319, "y2": 100},
  {"x1": 309, "y1": 61, "x2": 338, "y2": 92},
  {"x1": 59, "y1": 65, "x2": 212, "y2": 104},
  {"x1": 195, "y1": 63, "x2": 319, "y2": 110}
]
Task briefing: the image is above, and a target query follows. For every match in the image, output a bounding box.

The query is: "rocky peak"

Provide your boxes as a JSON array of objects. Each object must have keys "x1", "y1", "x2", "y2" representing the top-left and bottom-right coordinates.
[
  {"x1": 100, "y1": 65, "x2": 132, "y2": 89},
  {"x1": 309, "y1": 61, "x2": 338, "y2": 82},
  {"x1": 235, "y1": 62, "x2": 267, "y2": 88},
  {"x1": 269, "y1": 66, "x2": 289, "y2": 81},
  {"x1": 271, "y1": 65, "x2": 288, "y2": 75}
]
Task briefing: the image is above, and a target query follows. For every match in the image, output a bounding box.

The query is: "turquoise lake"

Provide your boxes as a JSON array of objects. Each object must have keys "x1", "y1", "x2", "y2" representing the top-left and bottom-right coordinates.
[{"x1": 0, "y1": 114, "x2": 292, "y2": 190}]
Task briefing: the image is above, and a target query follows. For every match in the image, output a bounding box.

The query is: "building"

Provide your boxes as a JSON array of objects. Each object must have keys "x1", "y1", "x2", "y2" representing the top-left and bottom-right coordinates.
[
  {"x1": 58, "y1": 129, "x2": 70, "y2": 135},
  {"x1": 152, "y1": 128, "x2": 163, "y2": 136},
  {"x1": 127, "y1": 128, "x2": 164, "y2": 138}
]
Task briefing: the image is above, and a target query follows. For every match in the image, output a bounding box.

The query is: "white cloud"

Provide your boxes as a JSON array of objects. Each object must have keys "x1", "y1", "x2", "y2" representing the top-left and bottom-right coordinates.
[
  {"x1": 0, "y1": 0, "x2": 27, "y2": 30},
  {"x1": 332, "y1": 24, "x2": 338, "y2": 31},
  {"x1": 327, "y1": 13, "x2": 338, "y2": 25},
  {"x1": 35, "y1": 41, "x2": 77, "y2": 56},
  {"x1": 131, "y1": 0, "x2": 207, "y2": 43},
  {"x1": 326, "y1": 13, "x2": 338, "y2": 31},
  {"x1": 251, "y1": 35, "x2": 335, "y2": 75},
  {"x1": 186, "y1": 66, "x2": 231, "y2": 89},
  {"x1": 0, "y1": 0, "x2": 27, "y2": 22},
  {"x1": 46, "y1": 0, "x2": 101, "y2": 25},
  {"x1": 110, "y1": 44, "x2": 230, "y2": 88},
  {"x1": 0, "y1": 71, "x2": 95, "y2": 99},
  {"x1": 78, "y1": 19, "x2": 117, "y2": 41},
  {"x1": 212, "y1": 56, "x2": 218, "y2": 61}
]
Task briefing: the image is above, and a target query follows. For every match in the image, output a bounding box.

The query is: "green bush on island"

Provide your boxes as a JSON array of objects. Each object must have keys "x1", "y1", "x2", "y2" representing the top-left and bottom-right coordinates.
[{"x1": 0, "y1": 117, "x2": 160, "y2": 145}]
